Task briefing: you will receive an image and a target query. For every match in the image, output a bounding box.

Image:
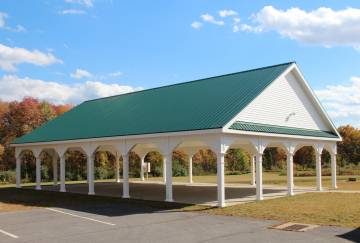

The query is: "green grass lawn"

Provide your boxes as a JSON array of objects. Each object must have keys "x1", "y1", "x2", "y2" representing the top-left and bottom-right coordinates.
[
  {"x1": 204, "y1": 192, "x2": 360, "y2": 228},
  {"x1": 3, "y1": 172, "x2": 360, "y2": 191},
  {"x1": 143, "y1": 172, "x2": 360, "y2": 191}
]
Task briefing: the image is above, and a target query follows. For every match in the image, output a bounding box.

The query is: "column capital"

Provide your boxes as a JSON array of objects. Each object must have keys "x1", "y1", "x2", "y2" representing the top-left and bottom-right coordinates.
[
  {"x1": 287, "y1": 151, "x2": 295, "y2": 157},
  {"x1": 314, "y1": 143, "x2": 324, "y2": 155},
  {"x1": 32, "y1": 147, "x2": 42, "y2": 159}
]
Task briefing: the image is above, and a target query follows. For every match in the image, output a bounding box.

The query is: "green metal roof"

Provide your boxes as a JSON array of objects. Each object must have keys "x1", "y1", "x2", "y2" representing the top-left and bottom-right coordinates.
[
  {"x1": 229, "y1": 121, "x2": 338, "y2": 138},
  {"x1": 14, "y1": 62, "x2": 312, "y2": 144}
]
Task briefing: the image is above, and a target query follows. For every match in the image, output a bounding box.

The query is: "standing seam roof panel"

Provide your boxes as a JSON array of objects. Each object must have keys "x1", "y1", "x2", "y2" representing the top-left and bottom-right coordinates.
[{"x1": 14, "y1": 63, "x2": 297, "y2": 144}]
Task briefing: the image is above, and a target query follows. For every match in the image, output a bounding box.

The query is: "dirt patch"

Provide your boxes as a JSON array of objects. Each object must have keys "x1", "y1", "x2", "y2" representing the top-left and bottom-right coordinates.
[{"x1": 0, "y1": 202, "x2": 34, "y2": 213}]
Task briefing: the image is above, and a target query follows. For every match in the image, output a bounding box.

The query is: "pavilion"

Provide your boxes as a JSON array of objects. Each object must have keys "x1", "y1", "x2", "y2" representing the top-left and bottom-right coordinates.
[{"x1": 12, "y1": 62, "x2": 341, "y2": 207}]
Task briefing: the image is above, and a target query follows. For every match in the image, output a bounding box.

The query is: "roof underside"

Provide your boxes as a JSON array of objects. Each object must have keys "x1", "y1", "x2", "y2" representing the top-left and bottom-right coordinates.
[
  {"x1": 230, "y1": 121, "x2": 338, "y2": 138},
  {"x1": 14, "y1": 62, "x2": 336, "y2": 145}
]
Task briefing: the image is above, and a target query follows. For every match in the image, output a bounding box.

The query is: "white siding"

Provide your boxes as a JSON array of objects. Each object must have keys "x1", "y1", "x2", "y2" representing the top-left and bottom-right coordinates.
[{"x1": 234, "y1": 71, "x2": 331, "y2": 131}]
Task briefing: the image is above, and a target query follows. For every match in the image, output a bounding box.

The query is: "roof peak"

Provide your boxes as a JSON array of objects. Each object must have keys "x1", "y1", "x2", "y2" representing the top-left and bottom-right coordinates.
[{"x1": 85, "y1": 61, "x2": 295, "y2": 103}]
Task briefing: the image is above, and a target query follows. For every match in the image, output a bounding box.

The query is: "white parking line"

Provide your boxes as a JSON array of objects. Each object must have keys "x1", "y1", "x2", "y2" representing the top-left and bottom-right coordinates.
[
  {"x1": 45, "y1": 208, "x2": 116, "y2": 226},
  {"x1": 0, "y1": 229, "x2": 19, "y2": 239}
]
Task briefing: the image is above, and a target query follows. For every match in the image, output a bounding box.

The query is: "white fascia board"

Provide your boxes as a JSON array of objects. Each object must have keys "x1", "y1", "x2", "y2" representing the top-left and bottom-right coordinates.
[
  {"x1": 291, "y1": 64, "x2": 342, "y2": 140},
  {"x1": 11, "y1": 128, "x2": 223, "y2": 147},
  {"x1": 223, "y1": 127, "x2": 341, "y2": 142},
  {"x1": 222, "y1": 63, "x2": 341, "y2": 140}
]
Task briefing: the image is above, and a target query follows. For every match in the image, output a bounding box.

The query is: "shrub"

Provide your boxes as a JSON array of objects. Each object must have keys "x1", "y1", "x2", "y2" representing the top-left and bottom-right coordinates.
[
  {"x1": 172, "y1": 160, "x2": 187, "y2": 177},
  {"x1": 0, "y1": 170, "x2": 16, "y2": 183}
]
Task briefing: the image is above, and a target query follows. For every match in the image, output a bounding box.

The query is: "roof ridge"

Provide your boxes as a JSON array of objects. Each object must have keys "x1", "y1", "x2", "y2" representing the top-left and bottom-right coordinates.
[{"x1": 85, "y1": 61, "x2": 295, "y2": 103}]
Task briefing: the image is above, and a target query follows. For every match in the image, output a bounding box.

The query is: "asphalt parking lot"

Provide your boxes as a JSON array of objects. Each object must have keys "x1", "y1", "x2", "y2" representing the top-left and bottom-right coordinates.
[{"x1": 0, "y1": 196, "x2": 358, "y2": 243}]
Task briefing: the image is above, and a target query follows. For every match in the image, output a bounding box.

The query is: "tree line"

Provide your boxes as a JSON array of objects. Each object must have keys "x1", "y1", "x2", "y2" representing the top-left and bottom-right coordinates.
[{"x1": 0, "y1": 97, "x2": 359, "y2": 183}]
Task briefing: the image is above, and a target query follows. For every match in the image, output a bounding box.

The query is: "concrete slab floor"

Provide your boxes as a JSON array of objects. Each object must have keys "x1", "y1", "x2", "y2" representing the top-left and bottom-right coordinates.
[{"x1": 33, "y1": 181, "x2": 311, "y2": 206}]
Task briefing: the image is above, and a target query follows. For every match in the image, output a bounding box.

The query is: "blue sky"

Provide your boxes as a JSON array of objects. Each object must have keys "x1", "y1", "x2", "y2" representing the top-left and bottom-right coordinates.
[{"x1": 0, "y1": 0, "x2": 360, "y2": 127}]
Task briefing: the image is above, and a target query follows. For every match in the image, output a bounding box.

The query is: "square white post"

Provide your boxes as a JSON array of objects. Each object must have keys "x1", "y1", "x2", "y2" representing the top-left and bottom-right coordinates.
[
  {"x1": 217, "y1": 152, "x2": 225, "y2": 207},
  {"x1": 316, "y1": 150, "x2": 322, "y2": 191},
  {"x1": 287, "y1": 152, "x2": 294, "y2": 196},
  {"x1": 16, "y1": 156, "x2": 21, "y2": 188},
  {"x1": 256, "y1": 153, "x2": 263, "y2": 200},
  {"x1": 35, "y1": 155, "x2": 41, "y2": 190},
  {"x1": 88, "y1": 155, "x2": 95, "y2": 195},
  {"x1": 115, "y1": 154, "x2": 120, "y2": 183},
  {"x1": 60, "y1": 155, "x2": 66, "y2": 192},
  {"x1": 163, "y1": 158, "x2": 166, "y2": 183},
  {"x1": 188, "y1": 154, "x2": 193, "y2": 184},
  {"x1": 165, "y1": 153, "x2": 173, "y2": 202},
  {"x1": 53, "y1": 155, "x2": 58, "y2": 186},
  {"x1": 251, "y1": 155, "x2": 256, "y2": 186},
  {"x1": 331, "y1": 153, "x2": 337, "y2": 189},
  {"x1": 122, "y1": 153, "x2": 130, "y2": 198},
  {"x1": 140, "y1": 155, "x2": 145, "y2": 181}
]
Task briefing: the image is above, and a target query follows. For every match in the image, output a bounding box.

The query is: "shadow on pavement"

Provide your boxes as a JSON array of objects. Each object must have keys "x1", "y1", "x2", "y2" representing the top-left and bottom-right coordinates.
[
  {"x1": 337, "y1": 227, "x2": 360, "y2": 243},
  {"x1": 0, "y1": 187, "x2": 202, "y2": 217}
]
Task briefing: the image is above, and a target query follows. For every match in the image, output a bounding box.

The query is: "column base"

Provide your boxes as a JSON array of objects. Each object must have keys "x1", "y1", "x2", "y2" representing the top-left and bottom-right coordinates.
[
  {"x1": 35, "y1": 186, "x2": 41, "y2": 190},
  {"x1": 122, "y1": 195, "x2": 130, "y2": 199},
  {"x1": 88, "y1": 192, "x2": 95, "y2": 195},
  {"x1": 16, "y1": 185, "x2": 21, "y2": 189},
  {"x1": 60, "y1": 188, "x2": 66, "y2": 193},
  {"x1": 316, "y1": 187, "x2": 323, "y2": 192},
  {"x1": 165, "y1": 198, "x2": 173, "y2": 202},
  {"x1": 217, "y1": 202, "x2": 226, "y2": 208},
  {"x1": 256, "y1": 196, "x2": 263, "y2": 201},
  {"x1": 287, "y1": 191, "x2": 294, "y2": 196}
]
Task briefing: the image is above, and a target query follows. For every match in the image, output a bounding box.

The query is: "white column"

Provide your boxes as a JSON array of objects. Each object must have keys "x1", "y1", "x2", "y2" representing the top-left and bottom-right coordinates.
[
  {"x1": 165, "y1": 153, "x2": 173, "y2": 202},
  {"x1": 251, "y1": 155, "x2": 256, "y2": 186},
  {"x1": 256, "y1": 153, "x2": 263, "y2": 200},
  {"x1": 35, "y1": 155, "x2": 41, "y2": 190},
  {"x1": 53, "y1": 155, "x2": 58, "y2": 186},
  {"x1": 122, "y1": 153, "x2": 130, "y2": 198},
  {"x1": 140, "y1": 155, "x2": 145, "y2": 181},
  {"x1": 188, "y1": 154, "x2": 193, "y2": 184},
  {"x1": 287, "y1": 152, "x2": 294, "y2": 196},
  {"x1": 60, "y1": 155, "x2": 66, "y2": 192},
  {"x1": 316, "y1": 150, "x2": 322, "y2": 191},
  {"x1": 115, "y1": 154, "x2": 120, "y2": 183},
  {"x1": 163, "y1": 158, "x2": 166, "y2": 183},
  {"x1": 88, "y1": 155, "x2": 95, "y2": 195},
  {"x1": 331, "y1": 153, "x2": 337, "y2": 189},
  {"x1": 217, "y1": 152, "x2": 225, "y2": 207},
  {"x1": 16, "y1": 156, "x2": 21, "y2": 188}
]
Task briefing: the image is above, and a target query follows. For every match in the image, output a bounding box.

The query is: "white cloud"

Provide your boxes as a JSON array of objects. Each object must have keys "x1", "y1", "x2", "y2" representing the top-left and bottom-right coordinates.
[
  {"x1": 0, "y1": 43, "x2": 62, "y2": 72},
  {"x1": 65, "y1": 0, "x2": 94, "y2": 8},
  {"x1": 191, "y1": 21, "x2": 203, "y2": 29},
  {"x1": 70, "y1": 68, "x2": 93, "y2": 79},
  {"x1": 108, "y1": 71, "x2": 123, "y2": 77},
  {"x1": 0, "y1": 12, "x2": 7, "y2": 28},
  {"x1": 219, "y1": 9, "x2": 237, "y2": 18},
  {"x1": 59, "y1": 9, "x2": 86, "y2": 15},
  {"x1": 201, "y1": 14, "x2": 225, "y2": 26},
  {"x1": 13, "y1": 25, "x2": 26, "y2": 32},
  {"x1": 0, "y1": 12, "x2": 26, "y2": 32},
  {"x1": 316, "y1": 77, "x2": 360, "y2": 126},
  {"x1": 0, "y1": 75, "x2": 142, "y2": 105},
  {"x1": 242, "y1": 6, "x2": 360, "y2": 50},
  {"x1": 232, "y1": 17, "x2": 241, "y2": 32}
]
